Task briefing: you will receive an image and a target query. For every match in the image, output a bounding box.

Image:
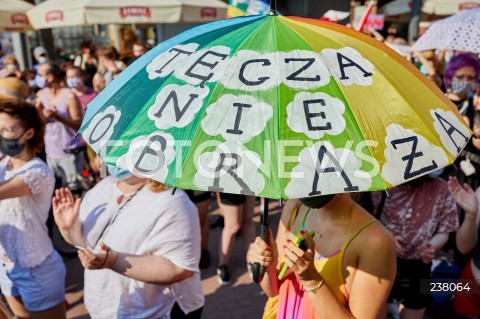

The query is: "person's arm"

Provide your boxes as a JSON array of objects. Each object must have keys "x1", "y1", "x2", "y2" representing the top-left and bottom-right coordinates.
[
  {"x1": 78, "y1": 242, "x2": 194, "y2": 285},
  {"x1": 367, "y1": 27, "x2": 384, "y2": 41},
  {"x1": 447, "y1": 177, "x2": 479, "y2": 253},
  {"x1": 51, "y1": 92, "x2": 83, "y2": 131},
  {"x1": 413, "y1": 51, "x2": 437, "y2": 77},
  {"x1": 285, "y1": 226, "x2": 396, "y2": 319},
  {"x1": 52, "y1": 188, "x2": 85, "y2": 248},
  {"x1": 0, "y1": 177, "x2": 32, "y2": 200}
]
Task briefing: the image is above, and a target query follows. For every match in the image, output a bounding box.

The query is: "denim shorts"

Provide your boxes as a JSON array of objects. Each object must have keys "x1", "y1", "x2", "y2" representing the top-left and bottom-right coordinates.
[{"x1": 0, "y1": 250, "x2": 66, "y2": 311}]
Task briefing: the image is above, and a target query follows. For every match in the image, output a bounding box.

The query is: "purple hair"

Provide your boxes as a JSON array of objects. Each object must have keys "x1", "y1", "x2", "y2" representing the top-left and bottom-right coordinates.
[{"x1": 443, "y1": 53, "x2": 480, "y2": 88}]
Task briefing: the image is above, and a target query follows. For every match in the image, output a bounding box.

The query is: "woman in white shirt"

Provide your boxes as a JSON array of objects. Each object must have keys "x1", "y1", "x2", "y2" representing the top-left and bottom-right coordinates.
[
  {"x1": 53, "y1": 166, "x2": 204, "y2": 319},
  {"x1": 0, "y1": 99, "x2": 66, "y2": 319}
]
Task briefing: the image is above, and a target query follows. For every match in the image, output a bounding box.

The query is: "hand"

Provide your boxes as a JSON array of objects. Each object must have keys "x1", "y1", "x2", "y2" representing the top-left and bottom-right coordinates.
[
  {"x1": 247, "y1": 229, "x2": 278, "y2": 272},
  {"x1": 420, "y1": 242, "x2": 435, "y2": 264},
  {"x1": 42, "y1": 106, "x2": 57, "y2": 119},
  {"x1": 52, "y1": 188, "x2": 81, "y2": 231},
  {"x1": 283, "y1": 231, "x2": 321, "y2": 284},
  {"x1": 447, "y1": 176, "x2": 479, "y2": 219},
  {"x1": 78, "y1": 242, "x2": 116, "y2": 270}
]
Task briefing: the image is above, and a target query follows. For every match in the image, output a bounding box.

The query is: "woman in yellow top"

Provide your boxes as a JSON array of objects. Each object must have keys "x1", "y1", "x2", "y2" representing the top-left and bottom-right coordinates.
[{"x1": 247, "y1": 194, "x2": 396, "y2": 318}]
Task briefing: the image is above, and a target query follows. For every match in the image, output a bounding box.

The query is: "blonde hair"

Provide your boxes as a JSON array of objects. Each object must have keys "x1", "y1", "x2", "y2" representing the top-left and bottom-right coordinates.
[{"x1": 146, "y1": 179, "x2": 170, "y2": 193}]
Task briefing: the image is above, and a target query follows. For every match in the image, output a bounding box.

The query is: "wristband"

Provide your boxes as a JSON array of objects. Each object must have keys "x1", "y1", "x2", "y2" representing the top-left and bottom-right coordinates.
[{"x1": 303, "y1": 278, "x2": 325, "y2": 293}]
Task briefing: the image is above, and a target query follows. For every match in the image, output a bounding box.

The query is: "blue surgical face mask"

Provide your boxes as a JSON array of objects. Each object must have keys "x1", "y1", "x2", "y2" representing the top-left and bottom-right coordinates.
[
  {"x1": 428, "y1": 168, "x2": 444, "y2": 178},
  {"x1": 38, "y1": 56, "x2": 49, "y2": 64},
  {"x1": 34, "y1": 74, "x2": 46, "y2": 89},
  {"x1": 107, "y1": 164, "x2": 133, "y2": 180}
]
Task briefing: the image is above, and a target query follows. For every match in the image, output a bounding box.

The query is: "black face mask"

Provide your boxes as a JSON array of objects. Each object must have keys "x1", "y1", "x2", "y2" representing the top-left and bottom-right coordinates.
[
  {"x1": 299, "y1": 194, "x2": 335, "y2": 209},
  {"x1": 0, "y1": 131, "x2": 27, "y2": 157}
]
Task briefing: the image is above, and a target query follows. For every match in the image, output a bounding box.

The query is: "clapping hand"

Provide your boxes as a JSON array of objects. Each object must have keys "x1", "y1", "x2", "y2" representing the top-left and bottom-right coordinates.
[
  {"x1": 78, "y1": 242, "x2": 115, "y2": 270},
  {"x1": 52, "y1": 188, "x2": 85, "y2": 248},
  {"x1": 447, "y1": 176, "x2": 479, "y2": 219}
]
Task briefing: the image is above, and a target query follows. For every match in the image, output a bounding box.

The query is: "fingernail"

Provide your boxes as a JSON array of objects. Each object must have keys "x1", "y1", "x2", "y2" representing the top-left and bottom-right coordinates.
[
  {"x1": 265, "y1": 247, "x2": 271, "y2": 251},
  {"x1": 283, "y1": 245, "x2": 286, "y2": 249},
  {"x1": 300, "y1": 230, "x2": 305, "y2": 235},
  {"x1": 286, "y1": 239, "x2": 291, "y2": 244}
]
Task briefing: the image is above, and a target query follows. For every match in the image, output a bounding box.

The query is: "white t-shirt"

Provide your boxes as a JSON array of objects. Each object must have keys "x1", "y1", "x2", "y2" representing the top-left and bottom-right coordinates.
[
  {"x1": 80, "y1": 178, "x2": 204, "y2": 319},
  {"x1": 0, "y1": 157, "x2": 55, "y2": 267}
]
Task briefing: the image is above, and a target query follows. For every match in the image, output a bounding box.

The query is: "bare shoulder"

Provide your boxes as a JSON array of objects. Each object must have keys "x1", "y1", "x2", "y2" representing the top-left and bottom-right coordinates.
[
  {"x1": 280, "y1": 199, "x2": 300, "y2": 223},
  {"x1": 352, "y1": 205, "x2": 395, "y2": 254}
]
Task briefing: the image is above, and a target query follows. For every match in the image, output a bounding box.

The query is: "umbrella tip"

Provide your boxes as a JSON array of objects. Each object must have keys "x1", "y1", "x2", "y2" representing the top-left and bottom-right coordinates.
[{"x1": 171, "y1": 187, "x2": 177, "y2": 195}]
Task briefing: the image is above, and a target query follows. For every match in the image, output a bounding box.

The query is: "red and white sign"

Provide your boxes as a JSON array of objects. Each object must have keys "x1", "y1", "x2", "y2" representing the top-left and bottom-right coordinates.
[
  {"x1": 200, "y1": 7, "x2": 217, "y2": 18},
  {"x1": 119, "y1": 6, "x2": 152, "y2": 19},
  {"x1": 45, "y1": 10, "x2": 64, "y2": 23},
  {"x1": 10, "y1": 13, "x2": 29, "y2": 25},
  {"x1": 361, "y1": 14, "x2": 385, "y2": 31},
  {"x1": 459, "y1": 2, "x2": 480, "y2": 10}
]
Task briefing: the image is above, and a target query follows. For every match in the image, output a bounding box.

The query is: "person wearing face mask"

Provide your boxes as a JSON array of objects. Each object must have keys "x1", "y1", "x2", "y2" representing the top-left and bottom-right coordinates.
[
  {"x1": 369, "y1": 175, "x2": 459, "y2": 319},
  {"x1": 52, "y1": 165, "x2": 205, "y2": 318},
  {"x1": 35, "y1": 62, "x2": 84, "y2": 192},
  {"x1": 443, "y1": 54, "x2": 480, "y2": 190},
  {"x1": 247, "y1": 193, "x2": 396, "y2": 319},
  {"x1": 32, "y1": 46, "x2": 49, "y2": 74},
  {"x1": 0, "y1": 56, "x2": 21, "y2": 79},
  {"x1": 0, "y1": 99, "x2": 66, "y2": 319},
  {"x1": 66, "y1": 66, "x2": 97, "y2": 114}
]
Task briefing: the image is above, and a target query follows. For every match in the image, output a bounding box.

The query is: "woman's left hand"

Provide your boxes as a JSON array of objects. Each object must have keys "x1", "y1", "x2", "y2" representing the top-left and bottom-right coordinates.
[
  {"x1": 283, "y1": 231, "x2": 322, "y2": 284},
  {"x1": 78, "y1": 242, "x2": 116, "y2": 270}
]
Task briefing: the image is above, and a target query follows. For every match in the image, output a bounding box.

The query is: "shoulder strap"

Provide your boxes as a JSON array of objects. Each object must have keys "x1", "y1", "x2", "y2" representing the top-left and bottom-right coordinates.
[{"x1": 344, "y1": 219, "x2": 377, "y2": 248}]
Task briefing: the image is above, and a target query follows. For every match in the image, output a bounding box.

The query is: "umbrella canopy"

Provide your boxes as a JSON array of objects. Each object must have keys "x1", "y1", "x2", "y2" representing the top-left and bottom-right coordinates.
[
  {"x1": 26, "y1": 0, "x2": 228, "y2": 30},
  {"x1": 78, "y1": 14, "x2": 472, "y2": 200},
  {"x1": 423, "y1": 0, "x2": 480, "y2": 15},
  {"x1": 412, "y1": 8, "x2": 480, "y2": 53},
  {"x1": 0, "y1": 0, "x2": 33, "y2": 33}
]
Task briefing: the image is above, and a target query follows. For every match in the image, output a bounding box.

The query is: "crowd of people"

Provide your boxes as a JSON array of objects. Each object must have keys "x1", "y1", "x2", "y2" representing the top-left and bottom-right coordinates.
[{"x1": 0, "y1": 22, "x2": 478, "y2": 319}]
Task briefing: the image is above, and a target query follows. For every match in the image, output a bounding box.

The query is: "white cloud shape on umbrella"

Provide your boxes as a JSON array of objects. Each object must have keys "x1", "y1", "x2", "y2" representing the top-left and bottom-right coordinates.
[
  {"x1": 82, "y1": 105, "x2": 121, "y2": 154},
  {"x1": 146, "y1": 43, "x2": 199, "y2": 80},
  {"x1": 320, "y1": 47, "x2": 375, "y2": 86},
  {"x1": 201, "y1": 94, "x2": 273, "y2": 143},
  {"x1": 278, "y1": 50, "x2": 331, "y2": 90},
  {"x1": 194, "y1": 141, "x2": 265, "y2": 196},
  {"x1": 116, "y1": 132, "x2": 176, "y2": 183},
  {"x1": 431, "y1": 108, "x2": 471, "y2": 157},
  {"x1": 148, "y1": 84, "x2": 209, "y2": 130},
  {"x1": 175, "y1": 45, "x2": 231, "y2": 87},
  {"x1": 286, "y1": 91, "x2": 346, "y2": 140},
  {"x1": 218, "y1": 50, "x2": 278, "y2": 91},
  {"x1": 284, "y1": 141, "x2": 372, "y2": 198},
  {"x1": 382, "y1": 124, "x2": 449, "y2": 186}
]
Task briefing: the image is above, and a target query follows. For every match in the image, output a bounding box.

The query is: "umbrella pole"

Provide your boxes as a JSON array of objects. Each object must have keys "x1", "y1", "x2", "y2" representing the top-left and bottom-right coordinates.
[{"x1": 252, "y1": 198, "x2": 269, "y2": 283}]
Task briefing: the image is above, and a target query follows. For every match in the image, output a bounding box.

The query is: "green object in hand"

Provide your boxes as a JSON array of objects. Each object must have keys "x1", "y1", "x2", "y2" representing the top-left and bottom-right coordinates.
[{"x1": 278, "y1": 230, "x2": 316, "y2": 280}]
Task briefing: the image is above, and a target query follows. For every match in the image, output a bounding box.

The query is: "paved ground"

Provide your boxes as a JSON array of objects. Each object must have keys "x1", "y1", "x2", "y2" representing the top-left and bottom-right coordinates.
[{"x1": 64, "y1": 199, "x2": 283, "y2": 319}]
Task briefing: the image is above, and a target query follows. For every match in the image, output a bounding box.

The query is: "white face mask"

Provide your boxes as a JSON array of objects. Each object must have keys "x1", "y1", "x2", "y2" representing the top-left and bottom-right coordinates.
[{"x1": 66, "y1": 77, "x2": 83, "y2": 89}]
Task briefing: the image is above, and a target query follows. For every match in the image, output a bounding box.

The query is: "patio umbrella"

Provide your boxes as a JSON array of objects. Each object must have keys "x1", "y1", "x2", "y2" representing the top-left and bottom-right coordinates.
[
  {"x1": 412, "y1": 8, "x2": 480, "y2": 53},
  {"x1": 422, "y1": 0, "x2": 480, "y2": 15},
  {"x1": 26, "y1": 0, "x2": 228, "y2": 30},
  {"x1": 0, "y1": 0, "x2": 33, "y2": 33},
  {"x1": 78, "y1": 12, "x2": 472, "y2": 281}
]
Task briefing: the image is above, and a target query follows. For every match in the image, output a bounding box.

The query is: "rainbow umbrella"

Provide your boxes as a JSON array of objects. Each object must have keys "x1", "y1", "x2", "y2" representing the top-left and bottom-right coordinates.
[
  {"x1": 79, "y1": 13, "x2": 471, "y2": 200},
  {"x1": 78, "y1": 11, "x2": 471, "y2": 282}
]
